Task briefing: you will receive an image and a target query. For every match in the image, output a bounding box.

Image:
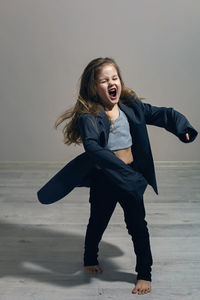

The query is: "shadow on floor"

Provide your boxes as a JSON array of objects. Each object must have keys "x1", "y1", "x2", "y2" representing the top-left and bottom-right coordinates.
[{"x1": 0, "y1": 220, "x2": 137, "y2": 287}]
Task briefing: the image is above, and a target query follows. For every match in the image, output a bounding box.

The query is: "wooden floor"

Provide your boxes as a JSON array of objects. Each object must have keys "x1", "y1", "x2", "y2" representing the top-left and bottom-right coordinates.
[{"x1": 0, "y1": 162, "x2": 200, "y2": 300}]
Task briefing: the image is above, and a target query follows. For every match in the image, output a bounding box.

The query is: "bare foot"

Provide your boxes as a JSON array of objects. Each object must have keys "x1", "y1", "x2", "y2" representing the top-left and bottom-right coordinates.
[
  {"x1": 132, "y1": 280, "x2": 151, "y2": 295},
  {"x1": 84, "y1": 265, "x2": 103, "y2": 274}
]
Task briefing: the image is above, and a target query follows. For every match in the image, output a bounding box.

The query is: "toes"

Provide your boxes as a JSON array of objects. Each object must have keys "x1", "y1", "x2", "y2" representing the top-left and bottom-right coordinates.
[
  {"x1": 85, "y1": 267, "x2": 95, "y2": 273},
  {"x1": 88, "y1": 268, "x2": 93, "y2": 273},
  {"x1": 95, "y1": 266, "x2": 103, "y2": 273},
  {"x1": 138, "y1": 288, "x2": 142, "y2": 295},
  {"x1": 132, "y1": 283, "x2": 151, "y2": 295},
  {"x1": 93, "y1": 267, "x2": 98, "y2": 273},
  {"x1": 144, "y1": 287, "x2": 151, "y2": 294},
  {"x1": 84, "y1": 265, "x2": 103, "y2": 274},
  {"x1": 132, "y1": 287, "x2": 142, "y2": 295},
  {"x1": 132, "y1": 288, "x2": 137, "y2": 294},
  {"x1": 97, "y1": 267, "x2": 103, "y2": 273}
]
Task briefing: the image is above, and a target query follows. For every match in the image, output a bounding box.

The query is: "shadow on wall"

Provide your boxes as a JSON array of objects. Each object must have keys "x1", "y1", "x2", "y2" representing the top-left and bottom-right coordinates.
[{"x1": 0, "y1": 220, "x2": 137, "y2": 287}]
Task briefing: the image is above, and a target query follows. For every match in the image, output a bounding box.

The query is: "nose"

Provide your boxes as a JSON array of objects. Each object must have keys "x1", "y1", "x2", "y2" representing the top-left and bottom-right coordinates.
[{"x1": 108, "y1": 79, "x2": 115, "y2": 87}]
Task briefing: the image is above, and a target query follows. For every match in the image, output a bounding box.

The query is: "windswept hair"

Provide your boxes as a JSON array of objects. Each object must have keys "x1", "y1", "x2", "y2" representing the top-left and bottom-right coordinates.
[{"x1": 54, "y1": 57, "x2": 144, "y2": 145}]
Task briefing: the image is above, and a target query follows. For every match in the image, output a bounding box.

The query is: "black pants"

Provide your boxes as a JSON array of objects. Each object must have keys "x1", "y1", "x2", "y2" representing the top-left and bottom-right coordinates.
[{"x1": 83, "y1": 160, "x2": 153, "y2": 281}]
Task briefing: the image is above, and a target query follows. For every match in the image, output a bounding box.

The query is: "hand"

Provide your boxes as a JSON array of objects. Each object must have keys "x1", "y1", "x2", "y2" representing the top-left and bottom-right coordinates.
[{"x1": 185, "y1": 133, "x2": 190, "y2": 141}]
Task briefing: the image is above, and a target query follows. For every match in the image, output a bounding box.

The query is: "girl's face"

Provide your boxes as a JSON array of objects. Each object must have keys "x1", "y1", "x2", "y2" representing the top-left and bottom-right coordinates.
[{"x1": 95, "y1": 64, "x2": 122, "y2": 109}]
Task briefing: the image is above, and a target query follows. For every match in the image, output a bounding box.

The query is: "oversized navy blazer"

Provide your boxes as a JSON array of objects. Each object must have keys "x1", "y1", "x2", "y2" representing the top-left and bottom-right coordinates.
[{"x1": 37, "y1": 98, "x2": 198, "y2": 205}]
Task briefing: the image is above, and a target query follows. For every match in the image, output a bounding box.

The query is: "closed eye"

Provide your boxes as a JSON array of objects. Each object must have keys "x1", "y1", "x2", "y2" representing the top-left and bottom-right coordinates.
[{"x1": 99, "y1": 77, "x2": 118, "y2": 83}]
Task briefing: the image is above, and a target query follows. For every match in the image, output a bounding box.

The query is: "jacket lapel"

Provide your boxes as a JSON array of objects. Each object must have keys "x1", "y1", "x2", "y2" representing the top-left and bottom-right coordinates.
[
  {"x1": 118, "y1": 101, "x2": 145, "y2": 124},
  {"x1": 97, "y1": 106, "x2": 111, "y2": 141}
]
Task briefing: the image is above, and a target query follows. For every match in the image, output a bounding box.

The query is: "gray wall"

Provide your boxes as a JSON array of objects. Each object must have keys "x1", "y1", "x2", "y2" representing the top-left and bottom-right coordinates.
[{"x1": 0, "y1": 0, "x2": 199, "y2": 162}]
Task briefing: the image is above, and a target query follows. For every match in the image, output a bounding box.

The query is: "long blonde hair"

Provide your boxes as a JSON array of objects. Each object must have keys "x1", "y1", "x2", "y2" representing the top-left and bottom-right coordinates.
[{"x1": 54, "y1": 57, "x2": 144, "y2": 145}]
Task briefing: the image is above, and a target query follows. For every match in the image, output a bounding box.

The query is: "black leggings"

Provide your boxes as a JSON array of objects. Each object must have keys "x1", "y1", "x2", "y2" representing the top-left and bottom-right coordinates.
[{"x1": 83, "y1": 160, "x2": 153, "y2": 281}]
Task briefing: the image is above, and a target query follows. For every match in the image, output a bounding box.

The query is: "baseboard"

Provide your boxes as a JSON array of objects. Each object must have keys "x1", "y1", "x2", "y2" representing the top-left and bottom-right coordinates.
[{"x1": 0, "y1": 161, "x2": 200, "y2": 168}]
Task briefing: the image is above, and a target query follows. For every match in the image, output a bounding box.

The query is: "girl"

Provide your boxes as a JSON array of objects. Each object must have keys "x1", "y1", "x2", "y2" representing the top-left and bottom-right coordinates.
[{"x1": 38, "y1": 57, "x2": 198, "y2": 295}]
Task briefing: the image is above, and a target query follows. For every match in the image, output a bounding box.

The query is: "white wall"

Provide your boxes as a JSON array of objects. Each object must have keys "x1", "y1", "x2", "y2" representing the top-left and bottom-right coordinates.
[{"x1": 0, "y1": 0, "x2": 199, "y2": 162}]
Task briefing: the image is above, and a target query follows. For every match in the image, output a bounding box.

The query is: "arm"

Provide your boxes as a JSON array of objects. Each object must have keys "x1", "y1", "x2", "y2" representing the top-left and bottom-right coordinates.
[
  {"x1": 78, "y1": 113, "x2": 148, "y2": 200},
  {"x1": 136, "y1": 99, "x2": 198, "y2": 143}
]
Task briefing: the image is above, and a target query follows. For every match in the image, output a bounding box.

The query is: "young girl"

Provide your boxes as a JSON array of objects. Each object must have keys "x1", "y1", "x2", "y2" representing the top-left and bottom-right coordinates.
[{"x1": 37, "y1": 57, "x2": 198, "y2": 295}]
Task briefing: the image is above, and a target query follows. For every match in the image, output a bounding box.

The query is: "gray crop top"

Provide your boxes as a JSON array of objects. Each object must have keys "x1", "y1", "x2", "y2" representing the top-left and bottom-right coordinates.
[{"x1": 107, "y1": 108, "x2": 133, "y2": 151}]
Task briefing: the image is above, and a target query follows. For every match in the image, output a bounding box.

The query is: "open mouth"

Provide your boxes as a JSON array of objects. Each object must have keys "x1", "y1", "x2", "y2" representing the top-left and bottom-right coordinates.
[{"x1": 108, "y1": 88, "x2": 117, "y2": 97}]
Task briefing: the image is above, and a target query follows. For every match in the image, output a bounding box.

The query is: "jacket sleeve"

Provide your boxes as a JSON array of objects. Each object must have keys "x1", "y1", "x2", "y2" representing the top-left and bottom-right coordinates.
[
  {"x1": 137, "y1": 99, "x2": 198, "y2": 143},
  {"x1": 78, "y1": 113, "x2": 148, "y2": 200}
]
